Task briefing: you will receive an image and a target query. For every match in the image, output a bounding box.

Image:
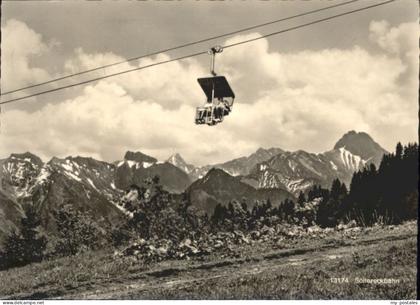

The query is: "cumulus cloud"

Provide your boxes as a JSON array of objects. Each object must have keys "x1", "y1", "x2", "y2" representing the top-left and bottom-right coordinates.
[
  {"x1": 217, "y1": 33, "x2": 285, "y2": 103},
  {"x1": 369, "y1": 20, "x2": 418, "y2": 56},
  {"x1": 64, "y1": 48, "x2": 206, "y2": 109},
  {"x1": 0, "y1": 19, "x2": 418, "y2": 165},
  {"x1": 1, "y1": 19, "x2": 52, "y2": 92},
  {"x1": 369, "y1": 20, "x2": 418, "y2": 93}
]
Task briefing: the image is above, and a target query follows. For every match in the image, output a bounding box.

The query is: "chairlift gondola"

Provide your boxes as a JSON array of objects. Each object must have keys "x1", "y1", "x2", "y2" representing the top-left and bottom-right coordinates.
[{"x1": 195, "y1": 46, "x2": 235, "y2": 126}]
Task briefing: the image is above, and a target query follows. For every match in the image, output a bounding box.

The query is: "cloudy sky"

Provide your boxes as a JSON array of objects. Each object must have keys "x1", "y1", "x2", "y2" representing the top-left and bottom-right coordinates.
[{"x1": 1, "y1": 1, "x2": 418, "y2": 165}]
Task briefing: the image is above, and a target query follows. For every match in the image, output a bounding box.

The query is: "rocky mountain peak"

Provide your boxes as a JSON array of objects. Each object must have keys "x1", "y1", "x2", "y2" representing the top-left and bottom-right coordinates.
[
  {"x1": 9, "y1": 152, "x2": 43, "y2": 168},
  {"x1": 166, "y1": 153, "x2": 195, "y2": 175},
  {"x1": 255, "y1": 147, "x2": 284, "y2": 157},
  {"x1": 333, "y1": 130, "x2": 388, "y2": 164},
  {"x1": 205, "y1": 167, "x2": 230, "y2": 178},
  {"x1": 124, "y1": 151, "x2": 157, "y2": 164},
  {"x1": 193, "y1": 168, "x2": 234, "y2": 188},
  {"x1": 0, "y1": 152, "x2": 44, "y2": 195},
  {"x1": 168, "y1": 153, "x2": 185, "y2": 164},
  {"x1": 255, "y1": 147, "x2": 268, "y2": 154}
]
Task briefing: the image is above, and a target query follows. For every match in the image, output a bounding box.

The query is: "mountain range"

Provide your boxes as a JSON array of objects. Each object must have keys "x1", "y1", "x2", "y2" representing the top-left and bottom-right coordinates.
[
  {"x1": 169, "y1": 130, "x2": 386, "y2": 196},
  {"x1": 0, "y1": 130, "x2": 387, "y2": 244}
]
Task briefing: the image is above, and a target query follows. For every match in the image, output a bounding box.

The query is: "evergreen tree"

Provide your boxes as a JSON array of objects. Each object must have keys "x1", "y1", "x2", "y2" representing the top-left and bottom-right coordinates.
[
  {"x1": 0, "y1": 204, "x2": 46, "y2": 269},
  {"x1": 212, "y1": 203, "x2": 227, "y2": 224},
  {"x1": 279, "y1": 198, "x2": 295, "y2": 221},
  {"x1": 395, "y1": 142, "x2": 403, "y2": 159},
  {"x1": 316, "y1": 179, "x2": 345, "y2": 227},
  {"x1": 20, "y1": 205, "x2": 47, "y2": 262},
  {"x1": 265, "y1": 199, "x2": 272, "y2": 211},
  {"x1": 307, "y1": 185, "x2": 320, "y2": 201},
  {"x1": 307, "y1": 185, "x2": 330, "y2": 202},
  {"x1": 297, "y1": 191, "x2": 306, "y2": 207}
]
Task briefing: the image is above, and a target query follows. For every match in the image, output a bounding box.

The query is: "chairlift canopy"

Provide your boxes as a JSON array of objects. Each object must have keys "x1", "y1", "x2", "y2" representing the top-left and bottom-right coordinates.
[{"x1": 197, "y1": 76, "x2": 235, "y2": 100}]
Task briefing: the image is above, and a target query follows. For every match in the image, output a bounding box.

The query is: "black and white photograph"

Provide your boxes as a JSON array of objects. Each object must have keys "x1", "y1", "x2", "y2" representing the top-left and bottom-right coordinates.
[{"x1": 0, "y1": 0, "x2": 418, "y2": 301}]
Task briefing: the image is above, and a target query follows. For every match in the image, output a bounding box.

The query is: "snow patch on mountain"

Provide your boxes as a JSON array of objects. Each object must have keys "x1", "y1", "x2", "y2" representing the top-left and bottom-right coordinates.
[
  {"x1": 36, "y1": 168, "x2": 51, "y2": 183},
  {"x1": 87, "y1": 178, "x2": 98, "y2": 191},
  {"x1": 284, "y1": 179, "x2": 314, "y2": 194},
  {"x1": 64, "y1": 170, "x2": 82, "y2": 182},
  {"x1": 339, "y1": 147, "x2": 366, "y2": 171},
  {"x1": 117, "y1": 159, "x2": 156, "y2": 169},
  {"x1": 288, "y1": 160, "x2": 298, "y2": 172},
  {"x1": 127, "y1": 160, "x2": 138, "y2": 168},
  {"x1": 143, "y1": 162, "x2": 153, "y2": 168},
  {"x1": 329, "y1": 161, "x2": 338, "y2": 171},
  {"x1": 166, "y1": 153, "x2": 195, "y2": 174},
  {"x1": 225, "y1": 169, "x2": 242, "y2": 177},
  {"x1": 258, "y1": 171, "x2": 280, "y2": 189}
]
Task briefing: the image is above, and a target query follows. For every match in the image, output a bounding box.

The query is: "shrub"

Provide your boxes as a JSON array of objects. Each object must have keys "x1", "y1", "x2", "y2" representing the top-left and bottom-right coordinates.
[{"x1": 53, "y1": 204, "x2": 101, "y2": 256}]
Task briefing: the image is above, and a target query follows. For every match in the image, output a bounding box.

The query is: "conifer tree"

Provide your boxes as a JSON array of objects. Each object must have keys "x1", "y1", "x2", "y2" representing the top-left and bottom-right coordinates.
[
  {"x1": 297, "y1": 191, "x2": 306, "y2": 207},
  {"x1": 1, "y1": 204, "x2": 46, "y2": 269}
]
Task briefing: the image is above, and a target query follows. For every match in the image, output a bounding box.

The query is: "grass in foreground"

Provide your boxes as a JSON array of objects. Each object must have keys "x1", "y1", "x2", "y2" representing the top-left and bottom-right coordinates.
[
  {"x1": 0, "y1": 221, "x2": 416, "y2": 299},
  {"x1": 0, "y1": 249, "x2": 144, "y2": 298},
  {"x1": 139, "y1": 238, "x2": 416, "y2": 300}
]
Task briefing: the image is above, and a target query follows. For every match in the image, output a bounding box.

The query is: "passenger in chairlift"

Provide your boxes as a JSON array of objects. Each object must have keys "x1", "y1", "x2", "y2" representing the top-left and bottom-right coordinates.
[{"x1": 213, "y1": 98, "x2": 225, "y2": 121}]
